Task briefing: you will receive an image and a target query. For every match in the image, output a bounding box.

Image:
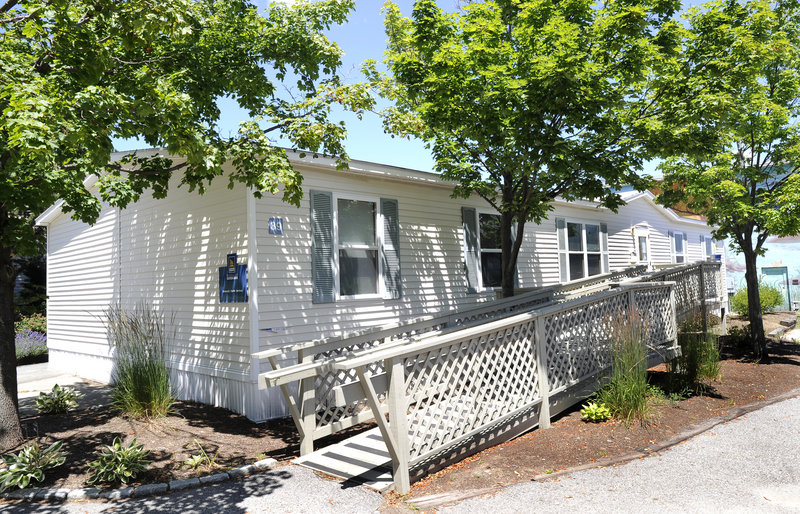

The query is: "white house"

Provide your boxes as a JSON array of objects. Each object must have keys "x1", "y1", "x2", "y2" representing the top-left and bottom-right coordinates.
[{"x1": 36, "y1": 150, "x2": 725, "y2": 421}]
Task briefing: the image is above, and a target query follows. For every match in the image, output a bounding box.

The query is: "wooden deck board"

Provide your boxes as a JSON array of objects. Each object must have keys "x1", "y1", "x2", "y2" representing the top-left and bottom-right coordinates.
[{"x1": 294, "y1": 427, "x2": 394, "y2": 492}]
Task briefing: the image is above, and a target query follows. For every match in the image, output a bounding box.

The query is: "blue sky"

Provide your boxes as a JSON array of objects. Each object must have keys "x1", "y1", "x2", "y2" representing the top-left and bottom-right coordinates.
[{"x1": 112, "y1": 0, "x2": 798, "y2": 290}]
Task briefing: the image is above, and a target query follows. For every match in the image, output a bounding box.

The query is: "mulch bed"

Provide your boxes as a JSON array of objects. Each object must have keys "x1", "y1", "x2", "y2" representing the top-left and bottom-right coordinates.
[
  {"x1": 383, "y1": 312, "x2": 800, "y2": 507},
  {"x1": 4, "y1": 313, "x2": 799, "y2": 500}
]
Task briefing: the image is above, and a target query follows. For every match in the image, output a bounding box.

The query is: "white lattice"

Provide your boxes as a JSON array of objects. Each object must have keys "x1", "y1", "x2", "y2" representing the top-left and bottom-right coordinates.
[
  {"x1": 402, "y1": 320, "x2": 540, "y2": 461},
  {"x1": 543, "y1": 292, "x2": 627, "y2": 392}
]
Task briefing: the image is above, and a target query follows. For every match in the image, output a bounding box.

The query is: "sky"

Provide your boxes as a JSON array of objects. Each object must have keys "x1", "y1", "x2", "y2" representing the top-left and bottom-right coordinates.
[{"x1": 112, "y1": 0, "x2": 799, "y2": 296}]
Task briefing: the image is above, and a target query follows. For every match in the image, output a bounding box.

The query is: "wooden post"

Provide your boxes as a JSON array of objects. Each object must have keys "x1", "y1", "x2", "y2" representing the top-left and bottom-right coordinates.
[
  {"x1": 298, "y1": 349, "x2": 317, "y2": 456},
  {"x1": 699, "y1": 266, "x2": 708, "y2": 334},
  {"x1": 534, "y1": 318, "x2": 551, "y2": 429},
  {"x1": 388, "y1": 357, "x2": 410, "y2": 494}
]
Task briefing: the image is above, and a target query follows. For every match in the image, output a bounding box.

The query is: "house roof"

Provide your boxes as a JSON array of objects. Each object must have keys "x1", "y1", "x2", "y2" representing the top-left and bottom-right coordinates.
[{"x1": 35, "y1": 148, "x2": 711, "y2": 230}]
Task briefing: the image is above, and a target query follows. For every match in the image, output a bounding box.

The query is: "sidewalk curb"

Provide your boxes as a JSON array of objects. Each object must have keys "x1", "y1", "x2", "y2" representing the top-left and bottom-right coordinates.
[{"x1": 1, "y1": 458, "x2": 278, "y2": 503}]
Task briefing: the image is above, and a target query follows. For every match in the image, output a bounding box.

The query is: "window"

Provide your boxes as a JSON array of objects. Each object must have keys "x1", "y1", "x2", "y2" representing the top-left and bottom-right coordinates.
[
  {"x1": 557, "y1": 218, "x2": 609, "y2": 282},
  {"x1": 461, "y1": 207, "x2": 514, "y2": 292},
  {"x1": 479, "y1": 213, "x2": 502, "y2": 288},
  {"x1": 310, "y1": 190, "x2": 401, "y2": 303},
  {"x1": 702, "y1": 235, "x2": 714, "y2": 260},
  {"x1": 638, "y1": 236, "x2": 648, "y2": 261},
  {"x1": 671, "y1": 231, "x2": 687, "y2": 263},
  {"x1": 337, "y1": 199, "x2": 378, "y2": 297},
  {"x1": 633, "y1": 226, "x2": 649, "y2": 263}
]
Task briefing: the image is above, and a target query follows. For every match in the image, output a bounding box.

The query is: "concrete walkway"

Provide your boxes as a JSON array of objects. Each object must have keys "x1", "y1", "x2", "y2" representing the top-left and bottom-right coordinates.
[{"x1": 16, "y1": 362, "x2": 112, "y2": 417}]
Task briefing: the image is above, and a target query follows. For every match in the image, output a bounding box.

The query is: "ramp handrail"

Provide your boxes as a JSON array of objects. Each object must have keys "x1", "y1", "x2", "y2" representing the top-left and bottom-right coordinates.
[
  {"x1": 254, "y1": 265, "x2": 650, "y2": 454},
  {"x1": 331, "y1": 281, "x2": 678, "y2": 492}
]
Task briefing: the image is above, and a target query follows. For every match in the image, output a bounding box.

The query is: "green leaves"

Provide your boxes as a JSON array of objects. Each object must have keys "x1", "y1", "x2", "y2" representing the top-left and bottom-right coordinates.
[
  {"x1": 0, "y1": 0, "x2": 369, "y2": 256},
  {"x1": 87, "y1": 437, "x2": 150, "y2": 485},
  {"x1": 0, "y1": 441, "x2": 66, "y2": 492}
]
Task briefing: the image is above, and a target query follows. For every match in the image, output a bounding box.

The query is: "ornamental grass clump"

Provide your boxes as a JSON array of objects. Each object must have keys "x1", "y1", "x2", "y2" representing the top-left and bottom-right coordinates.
[
  {"x1": 597, "y1": 311, "x2": 651, "y2": 423},
  {"x1": 0, "y1": 441, "x2": 66, "y2": 492},
  {"x1": 105, "y1": 304, "x2": 175, "y2": 419},
  {"x1": 670, "y1": 332, "x2": 721, "y2": 393}
]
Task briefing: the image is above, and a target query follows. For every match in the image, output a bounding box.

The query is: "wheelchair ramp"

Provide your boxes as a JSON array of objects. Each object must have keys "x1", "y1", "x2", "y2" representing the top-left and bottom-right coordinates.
[{"x1": 294, "y1": 427, "x2": 393, "y2": 492}]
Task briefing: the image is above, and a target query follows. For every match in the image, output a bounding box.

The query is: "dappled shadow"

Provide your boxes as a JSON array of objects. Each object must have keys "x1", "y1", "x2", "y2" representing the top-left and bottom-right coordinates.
[
  {"x1": 18, "y1": 381, "x2": 113, "y2": 418},
  {"x1": 0, "y1": 468, "x2": 296, "y2": 514}
]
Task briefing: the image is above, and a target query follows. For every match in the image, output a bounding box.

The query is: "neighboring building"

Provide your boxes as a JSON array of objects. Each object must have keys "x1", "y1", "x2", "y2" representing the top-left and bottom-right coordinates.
[{"x1": 36, "y1": 150, "x2": 725, "y2": 421}]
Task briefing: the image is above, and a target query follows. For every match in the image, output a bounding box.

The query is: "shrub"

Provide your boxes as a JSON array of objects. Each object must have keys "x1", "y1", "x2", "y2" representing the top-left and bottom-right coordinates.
[
  {"x1": 15, "y1": 313, "x2": 46, "y2": 334},
  {"x1": 730, "y1": 282, "x2": 784, "y2": 315},
  {"x1": 87, "y1": 437, "x2": 150, "y2": 485},
  {"x1": 106, "y1": 304, "x2": 175, "y2": 418},
  {"x1": 597, "y1": 312, "x2": 651, "y2": 423},
  {"x1": 35, "y1": 384, "x2": 83, "y2": 415},
  {"x1": 669, "y1": 333, "x2": 721, "y2": 393},
  {"x1": 0, "y1": 441, "x2": 66, "y2": 492},
  {"x1": 580, "y1": 401, "x2": 611, "y2": 423},
  {"x1": 14, "y1": 329, "x2": 47, "y2": 360}
]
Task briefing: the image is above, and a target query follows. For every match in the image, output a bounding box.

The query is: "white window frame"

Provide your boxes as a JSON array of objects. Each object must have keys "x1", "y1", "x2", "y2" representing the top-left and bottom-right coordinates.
[
  {"x1": 476, "y1": 210, "x2": 502, "y2": 290},
  {"x1": 633, "y1": 226, "x2": 650, "y2": 263},
  {"x1": 561, "y1": 218, "x2": 609, "y2": 282},
  {"x1": 333, "y1": 193, "x2": 384, "y2": 300},
  {"x1": 702, "y1": 235, "x2": 715, "y2": 260},
  {"x1": 671, "y1": 231, "x2": 688, "y2": 264}
]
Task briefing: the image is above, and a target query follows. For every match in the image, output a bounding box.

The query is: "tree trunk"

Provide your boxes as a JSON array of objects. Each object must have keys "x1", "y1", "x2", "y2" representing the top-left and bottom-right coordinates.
[
  {"x1": 742, "y1": 246, "x2": 768, "y2": 360},
  {"x1": 0, "y1": 243, "x2": 22, "y2": 451},
  {"x1": 500, "y1": 211, "x2": 524, "y2": 299}
]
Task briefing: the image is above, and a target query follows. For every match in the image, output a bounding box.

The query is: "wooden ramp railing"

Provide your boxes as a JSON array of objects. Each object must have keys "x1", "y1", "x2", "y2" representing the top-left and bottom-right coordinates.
[
  {"x1": 321, "y1": 282, "x2": 677, "y2": 492},
  {"x1": 253, "y1": 263, "x2": 721, "y2": 493},
  {"x1": 254, "y1": 265, "x2": 648, "y2": 455}
]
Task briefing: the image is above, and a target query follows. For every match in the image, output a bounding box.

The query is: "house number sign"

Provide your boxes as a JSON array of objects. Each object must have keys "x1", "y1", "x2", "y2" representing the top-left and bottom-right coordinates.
[{"x1": 268, "y1": 217, "x2": 284, "y2": 235}]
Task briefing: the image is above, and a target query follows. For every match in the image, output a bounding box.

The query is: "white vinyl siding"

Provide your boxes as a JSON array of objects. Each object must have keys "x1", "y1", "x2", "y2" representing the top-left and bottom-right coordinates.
[{"x1": 45, "y1": 175, "x2": 255, "y2": 413}]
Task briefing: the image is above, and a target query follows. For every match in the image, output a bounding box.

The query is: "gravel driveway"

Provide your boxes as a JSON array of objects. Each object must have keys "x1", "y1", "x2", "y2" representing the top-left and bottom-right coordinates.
[{"x1": 443, "y1": 395, "x2": 800, "y2": 513}]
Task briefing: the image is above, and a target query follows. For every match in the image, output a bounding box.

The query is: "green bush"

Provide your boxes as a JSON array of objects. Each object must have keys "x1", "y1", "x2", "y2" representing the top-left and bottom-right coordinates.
[
  {"x1": 669, "y1": 333, "x2": 721, "y2": 393},
  {"x1": 730, "y1": 282, "x2": 784, "y2": 315},
  {"x1": 106, "y1": 304, "x2": 175, "y2": 418},
  {"x1": 0, "y1": 441, "x2": 66, "y2": 492},
  {"x1": 597, "y1": 313, "x2": 651, "y2": 423},
  {"x1": 35, "y1": 384, "x2": 83, "y2": 415},
  {"x1": 87, "y1": 437, "x2": 150, "y2": 485},
  {"x1": 580, "y1": 401, "x2": 611, "y2": 423},
  {"x1": 14, "y1": 313, "x2": 46, "y2": 334}
]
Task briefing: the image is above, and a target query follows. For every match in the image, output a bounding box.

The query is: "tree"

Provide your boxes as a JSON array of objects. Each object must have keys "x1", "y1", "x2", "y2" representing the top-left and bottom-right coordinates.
[
  {"x1": 368, "y1": 0, "x2": 679, "y2": 297},
  {"x1": 656, "y1": 0, "x2": 800, "y2": 359},
  {"x1": 0, "y1": 0, "x2": 366, "y2": 451}
]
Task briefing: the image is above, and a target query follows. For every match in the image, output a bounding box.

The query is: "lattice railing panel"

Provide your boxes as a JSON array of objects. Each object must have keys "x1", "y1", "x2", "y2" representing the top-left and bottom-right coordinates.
[
  {"x1": 312, "y1": 323, "x2": 450, "y2": 427},
  {"x1": 632, "y1": 286, "x2": 677, "y2": 349},
  {"x1": 543, "y1": 292, "x2": 628, "y2": 392},
  {"x1": 402, "y1": 320, "x2": 540, "y2": 461}
]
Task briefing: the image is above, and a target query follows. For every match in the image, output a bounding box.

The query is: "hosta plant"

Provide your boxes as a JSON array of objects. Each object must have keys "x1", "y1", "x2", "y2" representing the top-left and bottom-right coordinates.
[
  {"x1": 35, "y1": 384, "x2": 83, "y2": 414},
  {"x1": 0, "y1": 441, "x2": 66, "y2": 492},
  {"x1": 580, "y1": 401, "x2": 612, "y2": 423},
  {"x1": 87, "y1": 437, "x2": 150, "y2": 485}
]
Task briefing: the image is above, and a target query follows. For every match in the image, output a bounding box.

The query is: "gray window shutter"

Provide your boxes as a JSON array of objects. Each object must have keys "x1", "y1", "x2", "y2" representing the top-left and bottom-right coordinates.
[
  {"x1": 462, "y1": 207, "x2": 479, "y2": 293},
  {"x1": 600, "y1": 223, "x2": 609, "y2": 273},
  {"x1": 310, "y1": 190, "x2": 335, "y2": 303},
  {"x1": 381, "y1": 198, "x2": 401, "y2": 299},
  {"x1": 668, "y1": 230, "x2": 674, "y2": 260},
  {"x1": 556, "y1": 217, "x2": 567, "y2": 282}
]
